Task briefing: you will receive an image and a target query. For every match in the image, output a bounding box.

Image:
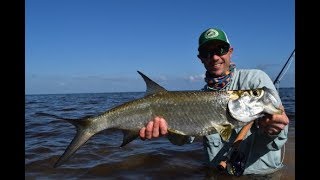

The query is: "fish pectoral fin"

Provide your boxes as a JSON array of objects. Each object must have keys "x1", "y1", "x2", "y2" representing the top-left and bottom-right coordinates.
[
  {"x1": 167, "y1": 129, "x2": 189, "y2": 146},
  {"x1": 213, "y1": 124, "x2": 233, "y2": 141},
  {"x1": 120, "y1": 130, "x2": 139, "y2": 147}
]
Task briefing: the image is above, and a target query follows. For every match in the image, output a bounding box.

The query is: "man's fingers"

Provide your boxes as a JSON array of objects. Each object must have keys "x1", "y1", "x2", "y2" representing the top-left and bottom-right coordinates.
[
  {"x1": 258, "y1": 114, "x2": 289, "y2": 128},
  {"x1": 152, "y1": 117, "x2": 160, "y2": 137},
  {"x1": 139, "y1": 127, "x2": 146, "y2": 140},
  {"x1": 268, "y1": 123, "x2": 286, "y2": 131},
  {"x1": 159, "y1": 117, "x2": 168, "y2": 135},
  {"x1": 145, "y1": 121, "x2": 154, "y2": 139},
  {"x1": 270, "y1": 114, "x2": 289, "y2": 125},
  {"x1": 139, "y1": 117, "x2": 168, "y2": 140}
]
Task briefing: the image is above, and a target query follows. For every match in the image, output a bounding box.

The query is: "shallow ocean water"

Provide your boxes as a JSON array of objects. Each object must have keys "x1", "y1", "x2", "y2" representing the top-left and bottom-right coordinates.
[{"x1": 25, "y1": 88, "x2": 295, "y2": 179}]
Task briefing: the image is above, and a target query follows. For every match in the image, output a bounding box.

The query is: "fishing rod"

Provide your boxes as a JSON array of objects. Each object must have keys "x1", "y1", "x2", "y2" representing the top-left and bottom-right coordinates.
[{"x1": 273, "y1": 49, "x2": 295, "y2": 90}]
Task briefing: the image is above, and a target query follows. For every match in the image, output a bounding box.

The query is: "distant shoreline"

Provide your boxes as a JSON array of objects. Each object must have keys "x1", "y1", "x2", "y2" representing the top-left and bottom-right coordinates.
[{"x1": 25, "y1": 87, "x2": 295, "y2": 96}]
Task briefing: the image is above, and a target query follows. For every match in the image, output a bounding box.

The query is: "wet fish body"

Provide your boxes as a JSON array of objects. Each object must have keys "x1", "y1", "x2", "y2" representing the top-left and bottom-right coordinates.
[{"x1": 53, "y1": 71, "x2": 282, "y2": 167}]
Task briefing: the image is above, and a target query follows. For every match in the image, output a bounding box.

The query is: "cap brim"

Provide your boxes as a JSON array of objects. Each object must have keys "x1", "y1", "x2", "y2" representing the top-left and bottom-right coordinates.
[{"x1": 198, "y1": 39, "x2": 230, "y2": 51}]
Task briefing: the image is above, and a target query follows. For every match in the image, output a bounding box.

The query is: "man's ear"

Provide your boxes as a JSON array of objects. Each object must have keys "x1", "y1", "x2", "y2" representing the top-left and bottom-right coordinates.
[{"x1": 229, "y1": 47, "x2": 234, "y2": 57}]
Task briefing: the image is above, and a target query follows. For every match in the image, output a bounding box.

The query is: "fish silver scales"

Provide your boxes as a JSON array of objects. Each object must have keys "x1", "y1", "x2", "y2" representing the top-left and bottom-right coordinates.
[
  {"x1": 145, "y1": 91, "x2": 239, "y2": 136},
  {"x1": 101, "y1": 90, "x2": 237, "y2": 136}
]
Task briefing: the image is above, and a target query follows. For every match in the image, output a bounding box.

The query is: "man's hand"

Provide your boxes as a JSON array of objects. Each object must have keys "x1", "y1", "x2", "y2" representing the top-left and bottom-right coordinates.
[
  {"x1": 139, "y1": 116, "x2": 168, "y2": 140},
  {"x1": 258, "y1": 106, "x2": 289, "y2": 135}
]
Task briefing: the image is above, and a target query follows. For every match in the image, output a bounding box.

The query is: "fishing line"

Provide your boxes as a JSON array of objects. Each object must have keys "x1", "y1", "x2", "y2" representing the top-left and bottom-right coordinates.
[{"x1": 274, "y1": 49, "x2": 295, "y2": 91}]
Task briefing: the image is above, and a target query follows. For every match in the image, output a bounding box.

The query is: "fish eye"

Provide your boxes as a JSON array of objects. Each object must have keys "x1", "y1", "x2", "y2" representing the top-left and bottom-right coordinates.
[{"x1": 251, "y1": 90, "x2": 260, "y2": 97}]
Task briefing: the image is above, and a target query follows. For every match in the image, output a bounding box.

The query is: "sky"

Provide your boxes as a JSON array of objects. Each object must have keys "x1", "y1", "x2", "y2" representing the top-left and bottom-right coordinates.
[{"x1": 26, "y1": 0, "x2": 295, "y2": 95}]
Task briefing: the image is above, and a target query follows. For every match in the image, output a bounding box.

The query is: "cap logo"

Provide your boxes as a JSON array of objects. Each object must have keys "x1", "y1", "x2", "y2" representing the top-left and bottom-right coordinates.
[{"x1": 205, "y1": 29, "x2": 219, "y2": 39}]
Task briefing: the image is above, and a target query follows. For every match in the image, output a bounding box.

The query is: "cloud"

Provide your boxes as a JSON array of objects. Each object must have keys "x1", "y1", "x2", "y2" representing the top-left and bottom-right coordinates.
[{"x1": 188, "y1": 74, "x2": 205, "y2": 82}]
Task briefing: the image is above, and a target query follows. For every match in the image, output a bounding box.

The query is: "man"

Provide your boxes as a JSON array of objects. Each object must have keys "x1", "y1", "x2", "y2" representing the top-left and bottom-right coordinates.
[{"x1": 139, "y1": 28, "x2": 289, "y2": 175}]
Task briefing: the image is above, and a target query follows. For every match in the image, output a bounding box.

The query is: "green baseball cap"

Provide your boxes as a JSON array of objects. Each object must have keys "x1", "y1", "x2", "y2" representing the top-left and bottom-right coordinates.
[{"x1": 198, "y1": 28, "x2": 230, "y2": 50}]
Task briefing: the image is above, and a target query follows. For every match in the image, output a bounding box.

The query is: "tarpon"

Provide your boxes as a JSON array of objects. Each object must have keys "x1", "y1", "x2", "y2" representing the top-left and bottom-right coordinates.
[{"x1": 53, "y1": 71, "x2": 282, "y2": 168}]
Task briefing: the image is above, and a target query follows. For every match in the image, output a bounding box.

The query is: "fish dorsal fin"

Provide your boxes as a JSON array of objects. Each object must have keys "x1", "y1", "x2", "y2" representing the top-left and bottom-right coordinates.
[{"x1": 137, "y1": 71, "x2": 167, "y2": 96}]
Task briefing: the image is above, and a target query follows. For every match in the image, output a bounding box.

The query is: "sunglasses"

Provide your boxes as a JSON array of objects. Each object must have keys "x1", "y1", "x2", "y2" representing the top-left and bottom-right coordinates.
[{"x1": 199, "y1": 44, "x2": 230, "y2": 58}]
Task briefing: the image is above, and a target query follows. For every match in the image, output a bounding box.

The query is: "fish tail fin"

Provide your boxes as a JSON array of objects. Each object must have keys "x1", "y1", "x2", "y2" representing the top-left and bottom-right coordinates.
[{"x1": 54, "y1": 117, "x2": 94, "y2": 168}]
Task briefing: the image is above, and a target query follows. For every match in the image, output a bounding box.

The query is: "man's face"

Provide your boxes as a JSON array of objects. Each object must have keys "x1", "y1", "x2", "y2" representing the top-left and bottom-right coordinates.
[{"x1": 198, "y1": 41, "x2": 233, "y2": 77}]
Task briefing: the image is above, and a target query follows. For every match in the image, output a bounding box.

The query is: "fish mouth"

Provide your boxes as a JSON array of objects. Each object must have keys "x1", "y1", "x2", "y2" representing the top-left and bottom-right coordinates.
[
  {"x1": 262, "y1": 87, "x2": 283, "y2": 114},
  {"x1": 264, "y1": 103, "x2": 283, "y2": 115},
  {"x1": 263, "y1": 87, "x2": 281, "y2": 106}
]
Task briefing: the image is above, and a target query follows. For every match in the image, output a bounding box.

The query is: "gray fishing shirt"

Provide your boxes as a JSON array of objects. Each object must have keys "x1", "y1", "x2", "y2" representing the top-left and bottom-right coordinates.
[{"x1": 202, "y1": 68, "x2": 288, "y2": 175}]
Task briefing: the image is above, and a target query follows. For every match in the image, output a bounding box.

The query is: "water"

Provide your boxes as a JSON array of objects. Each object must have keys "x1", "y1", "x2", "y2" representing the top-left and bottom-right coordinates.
[{"x1": 25, "y1": 88, "x2": 295, "y2": 179}]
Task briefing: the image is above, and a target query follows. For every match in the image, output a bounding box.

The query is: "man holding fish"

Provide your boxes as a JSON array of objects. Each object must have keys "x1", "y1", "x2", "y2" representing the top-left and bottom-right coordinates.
[{"x1": 140, "y1": 28, "x2": 289, "y2": 176}]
